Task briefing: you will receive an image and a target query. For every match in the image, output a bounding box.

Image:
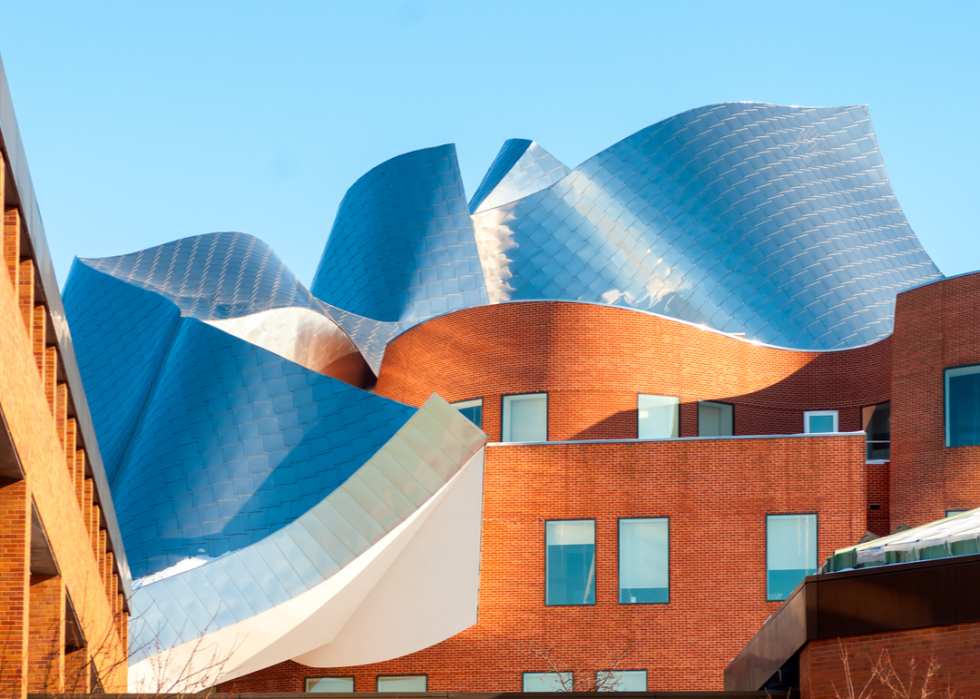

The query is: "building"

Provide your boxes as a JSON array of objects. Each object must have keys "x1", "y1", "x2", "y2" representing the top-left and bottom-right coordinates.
[
  {"x1": 57, "y1": 102, "x2": 980, "y2": 694},
  {"x1": 0, "y1": 54, "x2": 130, "y2": 695}
]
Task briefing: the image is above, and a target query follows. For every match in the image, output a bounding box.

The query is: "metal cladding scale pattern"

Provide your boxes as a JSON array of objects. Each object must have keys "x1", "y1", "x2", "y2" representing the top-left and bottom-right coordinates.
[
  {"x1": 470, "y1": 103, "x2": 942, "y2": 349},
  {"x1": 468, "y1": 139, "x2": 571, "y2": 214},
  {"x1": 63, "y1": 255, "x2": 418, "y2": 580},
  {"x1": 311, "y1": 144, "x2": 490, "y2": 323}
]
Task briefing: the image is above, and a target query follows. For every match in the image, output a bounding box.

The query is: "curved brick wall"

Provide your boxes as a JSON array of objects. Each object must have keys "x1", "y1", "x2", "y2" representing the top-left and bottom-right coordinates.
[
  {"x1": 891, "y1": 272, "x2": 980, "y2": 527},
  {"x1": 376, "y1": 301, "x2": 892, "y2": 442}
]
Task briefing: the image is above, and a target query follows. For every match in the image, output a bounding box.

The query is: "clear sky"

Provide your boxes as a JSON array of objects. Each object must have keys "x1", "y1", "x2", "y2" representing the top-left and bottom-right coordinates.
[{"x1": 0, "y1": 0, "x2": 977, "y2": 289}]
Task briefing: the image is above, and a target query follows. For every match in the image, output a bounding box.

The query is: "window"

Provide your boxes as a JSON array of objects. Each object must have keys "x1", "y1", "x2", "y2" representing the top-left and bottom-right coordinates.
[
  {"x1": 502, "y1": 393, "x2": 547, "y2": 442},
  {"x1": 596, "y1": 670, "x2": 647, "y2": 692},
  {"x1": 523, "y1": 672, "x2": 572, "y2": 692},
  {"x1": 451, "y1": 398, "x2": 483, "y2": 428},
  {"x1": 804, "y1": 410, "x2": 838, "y2": 434},
  {"x1": 638, "y1": 395, "x2": 679, "y2": 438},
  {"x1": 766, "y1": 514, "x2": 817, "y2": 601},
  {"x1": 546, "y1": 520, "x2": 595, "y2": 605},
  {"x1": 698, "y1": 401, "x2": 733, "y2": 437},
  {"x1": 947, "y1": 510, "x2": 969, "y2": 517},
  {"x1": 619, "y1": 518, "x2": 668, "y2": 603},
  {"x1": 862, "y1": 402, "x2": 890, "y2": 460},
  {"x1": 306, "y1": 677, "x2": 354, "y2": 692},
  {"x1": 377, "y1": 675, "x2": 426, "y2": 692},
  {"x1": 946, "y1": 365, "x2": 980, "y2": 447}
]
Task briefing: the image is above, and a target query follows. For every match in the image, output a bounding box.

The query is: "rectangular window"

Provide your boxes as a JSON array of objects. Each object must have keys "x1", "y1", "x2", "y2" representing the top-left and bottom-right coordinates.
[
  {"x1": 451, "y1": 398, "x2": 483, "y2": 429},
  {"x1": 947, "y1": 510, "x2": 969, "y2": 517},
  {"x1": 638, "y1": 395, "x2": 679, "y2": 438},
  {"x1": 946, "y1": 365, "x2": 980, "y2": 447},
  {"x1": 698, "y1": 401, "x2": 733, "y2": 437},
  {"x1": 862, "y1": 402, "x2": 890, "y2": 460},
  {"x1": 502, "y1": 393, "x2": 548, "y2": 442},
  {"x1": 523, "y1": 672, "x2": 572, "y2": 692},
  {"x1": 377, "y1": 675, "x2": 426, "y2": 692},
  {"x1": 596, "y1": 670, "x2": 647, "y2": 692},
  {"x1": 766, "y1": 514, "x2": 817, "y2": 601},
  {"x1": 804, "y1": 410, "x2": 838, "y2": 434},
  {"x1": 306, "y1": 677, "x2": 354, "y2": 692},
  {"x1": 546, "y1": 520, "x2": 595, "y2": 606},
  {"x1": 618, "y1": 518, "x2": 668, "y2": 604}
]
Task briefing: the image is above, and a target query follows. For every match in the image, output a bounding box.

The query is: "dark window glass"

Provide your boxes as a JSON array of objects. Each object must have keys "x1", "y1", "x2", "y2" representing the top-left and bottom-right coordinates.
[
  {"x1": 451, "y1": 398, "x2": 483, "y2": 429},
  {"x1": 862, "y1": 402, "x2": 890, "y2": 460},
  {"x1": 946, "y1": 367, "x2": 980, "y2": 447},
  {"x1": 546, "y1": 520, "x2": 595, "y2": 605}
]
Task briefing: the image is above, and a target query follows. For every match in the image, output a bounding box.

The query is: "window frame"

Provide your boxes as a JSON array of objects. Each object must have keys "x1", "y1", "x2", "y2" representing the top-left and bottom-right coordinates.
[
  {"x1": 697, "y1": 400, "x2": 734, "y2": 437},
  {"x1": 765, "y1": 513, "x2": 818, "y2": 602},
  {"x1": 945, "y1": 364, "x2": 980, "y2": 447},
  {"x1": 304, "y1": 676, "x2": 355, "y2": 693},
  {"x1": 862, "y1": 402, "x2": 890, "y2": 462},
  {"x1": 376, "y1": 674, "x2": 428, "y2": 692},
  {"x1": 595, "y1": 669, "x2": 648, "y2": 692},
  {"x1": 501, "y1": 392, "x2": 549, "y2": 443},
  {"x1": 544, "y1": 518, "x2": 597, "y2": 607},
  {"x1": 636, "y1": 393, "x2": 680, "y2": 439},
  {"x1": 804, "y1": 409, "x2": 839, "y2": 434},
  {"x1": 617, "y1": 516, "x2": 670, "y2": 605},
  {"x1": 450, "y1": 397, "x2": 483, "y2": 428},
  {"x1": 522, "y1": 671, "x2": 574, "y2": 692}
]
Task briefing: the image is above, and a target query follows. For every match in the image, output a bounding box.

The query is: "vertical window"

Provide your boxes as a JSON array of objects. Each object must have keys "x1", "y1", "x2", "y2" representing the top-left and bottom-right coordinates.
[
  {"x1": 618, "y1": 518, "x2": 668, "y2": 603},
  {"x1": 862, "y1": 402, "x2": 890, "y2": 460},
  {"x1": 638, "y1": 395, "x2": 679, "y2": 438},
  {"x1": 502, "y1": 393, "x2": 547, "y2": 442},
  {"x1": 523, "y1": 672, "x2": 572, "y2": 692},
  {"x1": 804, "y1": 410, "x2": 838, "y2": 434},
  {"x1": 377, "y1": 676, "x2": 426, "y2": 692},
  {"x1": 451, "y1": 398, "x2": 483, "y2": 428},
  {"x1": 698, "y1": 401, "x2": 733, "y2": 437},
  {"x1": 596, "y1": 670, "x2": 647, "y2": 692},
  {"x1": 946, "y1": 365, "x2": 980, "y2": 447},
  {"x1": 306, "y1": 677, "x2": 354, "y2": 692},
  {"x1": 546, "y1": 520, "x2": 595, "y2": 605},
  {"x1": 766, "y1": 514, "x2": 817, "y2": 601}
]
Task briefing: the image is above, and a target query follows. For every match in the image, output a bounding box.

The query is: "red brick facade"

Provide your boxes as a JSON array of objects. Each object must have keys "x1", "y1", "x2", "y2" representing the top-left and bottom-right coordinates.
[
  {"x1": 800, "y1": 621, "x2": 980, "y2": 698},
  {"x1": 221, "y1": 433, "x2": 867, "y2": 692}
]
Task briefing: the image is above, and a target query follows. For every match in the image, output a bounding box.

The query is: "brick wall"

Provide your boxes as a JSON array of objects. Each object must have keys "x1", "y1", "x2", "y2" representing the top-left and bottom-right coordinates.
[
  {"x1": 376, "y1": 302, "x2": 892, "y2": 442},
  {"x1": 800, "y1": 621, "x2": 980, "y2": 698},
  {"x1": 891, "y1": 272, "x2": 980, "y2": 528},
  {"x1": 221, "y1": 433, "x2": 866, "y2": 692}
]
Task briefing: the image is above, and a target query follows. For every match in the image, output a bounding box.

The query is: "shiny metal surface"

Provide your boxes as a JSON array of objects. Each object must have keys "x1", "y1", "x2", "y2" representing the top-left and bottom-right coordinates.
[
  {"x1": 63, "y1": 257, "x2": 419, "y2": 579},
  {"x1": 128, "y1": 395, "x2": 487, "y2": 664},
  {"x1": 311, "y1": 144, "x2": 490, "y2": 323},
  {"x1": 468, "y1": 139, "x2": 571, "y2": 214},
  {"x1": 470, "y1": 103, "x2": 942, "y2": 349}
]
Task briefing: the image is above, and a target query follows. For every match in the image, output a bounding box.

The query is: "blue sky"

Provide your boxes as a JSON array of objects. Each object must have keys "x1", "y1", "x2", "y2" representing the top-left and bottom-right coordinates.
[{"x1": 0, "y1": 0, "x2": 977, "y2": 288}]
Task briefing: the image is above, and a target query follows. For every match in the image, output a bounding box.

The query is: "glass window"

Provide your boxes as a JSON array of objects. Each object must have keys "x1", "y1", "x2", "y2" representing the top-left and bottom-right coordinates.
[
  {"x1": 306, "y1": 677, "x2": 354, "y2": 692},
  {"x1": 377, "y1": 676, "x2": 426, "y2": 692},
  {"x1": 946, "y1": 365, "x2": 980, "y2": 447},
  {"x1": 638, "y1": 395, "x2": 679, "y2": 438},
  {"x1": 451, "y1": 398, "x2": 483, "y2": 428},
  {"x1": 523, "y1": 672, "x2": 572, "y2": 692},
  {"x1": 619, "y1": 518, "x2": 668, "y2": 604},
  {"x1": 804, "y1": 410, "x2": 838, "y2": 434},
  {"x1": 698, "y1": 401, "x2": 733, "y2": 437},
  {"x1": 596, "y1": 670, "x2": 647, "y2": 692},
  {"x1": 862, "y1": 402, "x2": 890, "y2": 460},
  {"x1": 503, "y1": 393, "x2": 547, "y2": 442},
  {"x1": 546, "y1": 520, "x2": 595, "y2": 605},
  {"x1": 947, "y1": 510, "x2": 969, "y2": 517},
  {"x1": 766, "y1": 514, "x2": 817, "y2": 601}
]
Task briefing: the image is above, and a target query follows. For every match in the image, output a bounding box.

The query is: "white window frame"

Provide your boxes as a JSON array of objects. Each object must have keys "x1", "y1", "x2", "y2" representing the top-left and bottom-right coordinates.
[
  {"x1": 502, "y1": 392, "x2": 548, "y2": 442},
  {"x1": 451, "y1": 398, "x2": 482, "y2": 411},
  {"x1": 804, "y1": 410, "x2": 838, "y2": 433}
]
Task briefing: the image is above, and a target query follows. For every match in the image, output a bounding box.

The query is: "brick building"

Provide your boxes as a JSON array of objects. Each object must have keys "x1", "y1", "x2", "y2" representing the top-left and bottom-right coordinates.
[
  {"x1": 0, "y1": 55, "x2": 129, "y2": 694},
  {"x1": 52, "y1": 100, "x2": 980, "y2": 696}
]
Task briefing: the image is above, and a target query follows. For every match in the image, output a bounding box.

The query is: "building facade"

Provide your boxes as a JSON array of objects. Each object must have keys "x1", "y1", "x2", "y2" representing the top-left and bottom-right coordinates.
[
  {"x1": 0, "y1": 55, "x2": 130, "y2": 695},
  {"x1": 56, "y1": 102, "x2": 980, "y2": 693}
]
